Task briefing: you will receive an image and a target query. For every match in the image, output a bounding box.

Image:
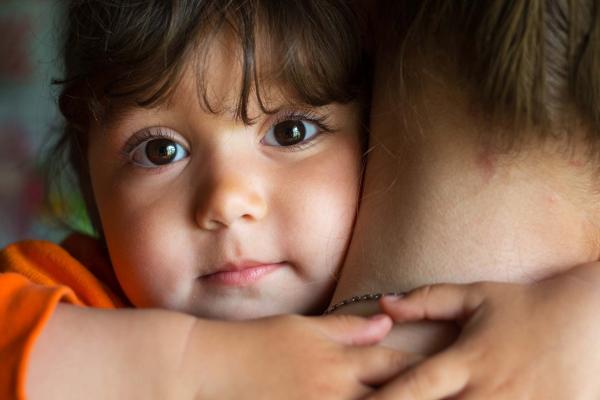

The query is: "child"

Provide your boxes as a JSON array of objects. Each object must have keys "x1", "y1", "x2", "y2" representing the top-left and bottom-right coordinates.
[
  {"x1": 2, "y1": 0, "x2": 600, "y2": 399},
  {"x1": 0, "y1": 1, "x2": 410, "y2": 398},
  {"x1": 59, "y1": 2, "x2": 366, "y2": 321}
]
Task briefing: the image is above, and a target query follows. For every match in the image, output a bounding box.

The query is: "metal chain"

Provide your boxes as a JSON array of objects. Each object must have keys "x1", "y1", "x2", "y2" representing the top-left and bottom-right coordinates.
[{"x1": 323, "y1": 292, "x2": 404, "y2": 315}]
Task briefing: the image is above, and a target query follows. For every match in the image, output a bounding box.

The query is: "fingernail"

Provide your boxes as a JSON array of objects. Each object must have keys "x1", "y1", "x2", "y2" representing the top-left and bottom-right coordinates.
[
  {"x1": 368, "y1": 314, "x2": 389, "y2": 322},
  {"x1": 381, "y1": 293, "x2": 404, "y2": 303}
]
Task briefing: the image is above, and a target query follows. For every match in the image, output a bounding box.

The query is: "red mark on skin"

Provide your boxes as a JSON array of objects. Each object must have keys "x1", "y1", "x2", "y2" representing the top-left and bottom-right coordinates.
[
  {"x1": 569, "y1": 159, "x2": 584, "y2": 168},
  {"x1": 476, "y1": 150, "x2": 497, "y2": 184},
  {"x1": 546, "y1": 193, "x2": 559, "y2": 206}
]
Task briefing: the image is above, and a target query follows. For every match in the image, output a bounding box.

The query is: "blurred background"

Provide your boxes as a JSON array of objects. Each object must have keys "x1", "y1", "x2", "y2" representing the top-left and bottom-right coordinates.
[{"x1": 0, "y1": 1, "x2": 89, "y2": 247}]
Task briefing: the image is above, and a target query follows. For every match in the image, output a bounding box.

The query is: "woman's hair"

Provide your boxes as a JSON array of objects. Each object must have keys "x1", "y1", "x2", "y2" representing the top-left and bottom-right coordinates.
[
  {"x1": 51, "y1": 0, "x2": 369, "y2": 235},
  {"x1": 377, "y1": 0, "x2": 600, "y2": 147}
]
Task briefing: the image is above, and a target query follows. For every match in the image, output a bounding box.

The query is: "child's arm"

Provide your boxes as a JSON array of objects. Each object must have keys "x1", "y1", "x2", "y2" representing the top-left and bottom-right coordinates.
[
  {"x1": 369, "y1": 262, "x2": 600, "y2": 399},
  {"x1": 26, "y1": 304, "x2": 413, "y2": 400}
]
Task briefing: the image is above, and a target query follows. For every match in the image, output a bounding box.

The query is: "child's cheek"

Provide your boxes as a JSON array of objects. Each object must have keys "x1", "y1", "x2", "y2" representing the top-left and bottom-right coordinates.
[
  {"x1": 281, "y1": 135, "x2": 361, "y2": 277},
  {"x1": 92, "y1": 176, "x2": 196, "y2": 309}
]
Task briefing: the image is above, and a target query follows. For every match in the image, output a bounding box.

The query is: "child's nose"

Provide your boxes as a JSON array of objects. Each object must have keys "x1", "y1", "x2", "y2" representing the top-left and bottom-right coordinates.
[{"x1": 195, "y1": 174, "x2": 267, "y2": 231}]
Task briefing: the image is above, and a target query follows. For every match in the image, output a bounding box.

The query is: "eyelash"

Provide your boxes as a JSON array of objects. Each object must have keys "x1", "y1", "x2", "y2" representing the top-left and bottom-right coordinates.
[
  {"x1": 119, "y1": 109, "x2": 337, "y2": 164},
  {"x1": 121, "y1": 126, "x2": 178, "y2": 173},
  {"x1": 268, "y1": 110, "x2": 336, "y2": 152},
  {"x1": 120, "y1": 127, "x2": 179, "y2": 160}
]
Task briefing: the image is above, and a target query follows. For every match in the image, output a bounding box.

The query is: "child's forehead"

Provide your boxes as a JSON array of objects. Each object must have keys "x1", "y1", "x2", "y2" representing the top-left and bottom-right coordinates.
[{"x1": 101, "y1": 74, "x2": 312, "y2": 129}]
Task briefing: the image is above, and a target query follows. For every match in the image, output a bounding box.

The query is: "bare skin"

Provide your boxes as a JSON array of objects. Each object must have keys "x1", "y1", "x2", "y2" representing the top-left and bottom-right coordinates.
[
  {"x1": 372, "y1": 262, "x2": 600, "y2": 399},
  {"x1": 332, "y1": 58, "x2": 600, "y2": 331},
  {"x1": 26, "y1": 305, "x2": 412, "y2": 399},
  {"x1": 330, "y1": 47, "x2": 600, "y2": 398}
]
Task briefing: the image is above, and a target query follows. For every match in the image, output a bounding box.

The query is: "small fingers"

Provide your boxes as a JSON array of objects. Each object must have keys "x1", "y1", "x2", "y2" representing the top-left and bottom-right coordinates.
[
  {"x1": 319, "y1": 314, "x2": 393, "y2": 345},
  {"x1": 366, "y1": 350, "x2": 470, "y2": 400},
  {"x1": 379, "y1": 283, "x2": 489, "y2": 323},
  {"x1": 353, "y1": 346, "x2": 423, "y2": 386}
]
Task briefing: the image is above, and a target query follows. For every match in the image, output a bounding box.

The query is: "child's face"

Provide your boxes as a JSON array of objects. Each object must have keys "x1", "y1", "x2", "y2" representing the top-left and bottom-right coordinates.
[{"x1": 87, "y1": 41, "x2": 363, "y2": 319}]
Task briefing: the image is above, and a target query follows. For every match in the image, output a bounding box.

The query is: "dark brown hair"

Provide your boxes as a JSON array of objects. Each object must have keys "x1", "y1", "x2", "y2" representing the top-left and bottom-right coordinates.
[
  {"x1": 51, "y1": 0, "x2": 369, "y2": 235},
  {"x1": 377, "y1": 0, "x2": 600, "y2": 148}
]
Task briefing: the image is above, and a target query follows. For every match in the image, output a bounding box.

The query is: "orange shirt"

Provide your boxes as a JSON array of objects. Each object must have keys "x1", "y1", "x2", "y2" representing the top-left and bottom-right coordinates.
[{"x1": 0, "y1": 234, "x2": 127, "y2": 400}]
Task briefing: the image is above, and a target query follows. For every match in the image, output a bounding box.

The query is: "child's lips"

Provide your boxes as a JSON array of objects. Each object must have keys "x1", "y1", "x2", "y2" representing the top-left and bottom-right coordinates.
[{"x1": 201, "y1": 262, "x2": 284, "y2": 287}]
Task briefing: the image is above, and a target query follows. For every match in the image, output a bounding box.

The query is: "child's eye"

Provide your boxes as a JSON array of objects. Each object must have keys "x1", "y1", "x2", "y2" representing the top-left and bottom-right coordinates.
[
  {"x1": 130, "y1": 138, "x2": 189, "y2": 168},
  {"x1": 261, "y1": 119, "x2": 320, "y2": 147}
]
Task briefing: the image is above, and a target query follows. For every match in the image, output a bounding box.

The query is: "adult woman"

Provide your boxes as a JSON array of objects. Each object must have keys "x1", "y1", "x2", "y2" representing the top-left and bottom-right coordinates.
[{"x1": 332, "y1": 1, "x2": 600, "y2": 398}]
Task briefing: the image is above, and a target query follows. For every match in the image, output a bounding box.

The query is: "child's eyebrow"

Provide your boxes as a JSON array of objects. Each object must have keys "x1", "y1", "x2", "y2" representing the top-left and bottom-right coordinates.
[
  {"x1": 99, "y1": 108, "x2": 134, "y2": 132},
  {"x1": 99, "y1": 102, "x2": 158, "y2": 132}
]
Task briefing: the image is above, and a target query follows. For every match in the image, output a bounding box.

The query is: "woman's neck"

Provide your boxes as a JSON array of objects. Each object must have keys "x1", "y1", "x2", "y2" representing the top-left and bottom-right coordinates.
[{"x1": 333, "y1": 83, "x2": 600, "y2": 304}]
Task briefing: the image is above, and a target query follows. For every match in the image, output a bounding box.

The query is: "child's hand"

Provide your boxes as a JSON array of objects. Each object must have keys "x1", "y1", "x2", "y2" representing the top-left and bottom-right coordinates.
[
  {"x1": 186, "y1": 313, "x2": 417, "y2": 399},
  {"x1": 369, "y1": 262, "x2": 600, "y2": 400}
]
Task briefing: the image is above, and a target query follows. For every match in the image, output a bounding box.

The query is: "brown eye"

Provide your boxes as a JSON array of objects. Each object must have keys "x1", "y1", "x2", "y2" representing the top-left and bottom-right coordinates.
[
  {"x1": 262, "y1": 119, "x2": 319, "y2": 147},
  {"x1": 131, "y1": 137, "x2": 189, "y2": 167},
  {"x1": 146, "y1": 139, "x2": 178, "y2": 165},
  {"x1": 273, "y1": 120, "x2": 306, "y2": 146}
]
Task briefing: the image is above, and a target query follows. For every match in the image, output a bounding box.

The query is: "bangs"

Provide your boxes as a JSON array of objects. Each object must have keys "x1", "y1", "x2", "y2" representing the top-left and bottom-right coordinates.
[
  {"x1": 59, "y1": 0, "x2": 367, "y2": 126},
  {"x1": 53, "y1": 0, "x2": 368, "y2": 236}
]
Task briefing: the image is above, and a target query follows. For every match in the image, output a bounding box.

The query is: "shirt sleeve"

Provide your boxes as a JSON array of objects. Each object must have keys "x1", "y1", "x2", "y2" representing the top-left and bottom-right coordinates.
[{"x1": 0, "y1": 272, "x2": 78, "y2": 400}]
